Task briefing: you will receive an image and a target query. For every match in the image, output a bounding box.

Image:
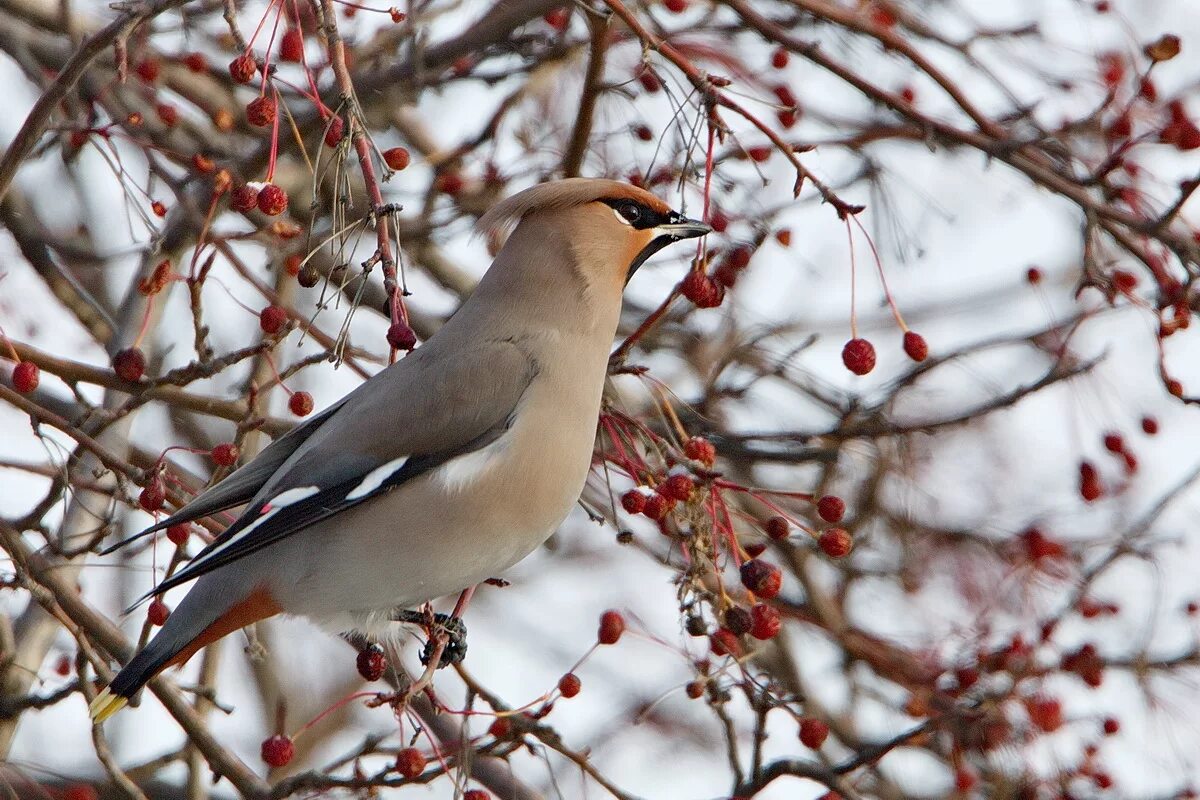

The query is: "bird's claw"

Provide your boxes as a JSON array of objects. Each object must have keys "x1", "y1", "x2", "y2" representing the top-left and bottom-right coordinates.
[{"x1": 393, "y1": 609, "x2": 467, "y2": 668}]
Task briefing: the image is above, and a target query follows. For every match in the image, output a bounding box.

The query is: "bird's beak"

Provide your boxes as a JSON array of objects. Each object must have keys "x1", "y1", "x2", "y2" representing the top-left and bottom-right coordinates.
[{"x1": 653, "y1": 213, "x2": 711, "y2": 241}]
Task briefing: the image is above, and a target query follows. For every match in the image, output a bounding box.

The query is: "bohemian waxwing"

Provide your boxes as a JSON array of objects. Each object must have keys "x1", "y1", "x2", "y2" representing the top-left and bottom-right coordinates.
[{"x1": 90, "y1": 178, "x2": 709, "y2": 722}]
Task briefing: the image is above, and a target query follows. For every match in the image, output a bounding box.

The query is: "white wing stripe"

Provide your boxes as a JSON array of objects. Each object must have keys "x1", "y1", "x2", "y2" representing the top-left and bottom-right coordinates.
[
  {"x1": 345, "y1": 456, "x2": 410, "y2": 501},
  {"x1": 189, "y1": 486, "x2": 320, "y2": 567}
]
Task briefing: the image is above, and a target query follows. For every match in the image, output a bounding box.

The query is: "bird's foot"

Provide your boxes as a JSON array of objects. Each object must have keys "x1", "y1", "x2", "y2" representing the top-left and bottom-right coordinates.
[{"x1": 392, "y1": 609, "x2": 467, "y2": 668}]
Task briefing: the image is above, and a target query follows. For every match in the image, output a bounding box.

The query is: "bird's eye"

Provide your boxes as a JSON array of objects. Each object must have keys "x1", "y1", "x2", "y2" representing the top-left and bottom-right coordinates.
[{"x1": 616, "y1": 202, "x2": 643, "y2": 224}]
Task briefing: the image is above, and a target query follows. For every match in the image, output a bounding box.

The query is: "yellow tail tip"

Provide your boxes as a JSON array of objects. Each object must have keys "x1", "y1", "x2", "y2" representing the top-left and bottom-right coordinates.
[{"x1": 89, "y1": 688, "x2": 128, "y2": 724}]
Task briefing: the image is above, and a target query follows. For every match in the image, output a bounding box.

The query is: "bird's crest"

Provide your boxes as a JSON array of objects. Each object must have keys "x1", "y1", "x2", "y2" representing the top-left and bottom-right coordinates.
[{"x1": 477, "y1": 178, "x2": 671, "y2": 240}]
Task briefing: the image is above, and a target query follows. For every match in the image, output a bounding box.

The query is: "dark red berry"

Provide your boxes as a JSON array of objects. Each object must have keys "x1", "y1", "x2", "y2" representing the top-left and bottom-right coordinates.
[
  {"x1": 289, "y1": 391, "x2": 314, "y2": 417},
  {"x1": 139, "y1": 483, "x2": 165, "y2": 512},
  {"x1": 621, "y1": 490, "x2": 646, "y2": 514},
  {"x1": 642, "y1": 493, "x2": 670, "y2": 520},
  {"x1": 765, "y1": 516, "x2": 790, "y2": 540},
  {"x1": 660, "y1": 474, "x2": 694, "y2": 502},
  {"x1": 816, "y1": 495, "x2": 845, "y2": 523},
  {"x1": 681, "y1": 270, "x2": 724, "y2": 308},
  {"x1": 683, "y1": 436, "x2": 716, "y2": 466},
  {"x1": 257, "y1": 184, "x2": 288, "y2": 216},
  {"x1": 723, "y1": 606, "x2": 752, "y2": 635},
  {"x1": 771, "y1": 48, "x2": 789, "y2": 69},
  {"x1": 740, "y1": 559, "x2": 782, "y2": 599},
  {"x1": 167, "y1": 523, "x2": 189, "y2": 546},
  {"x1": 383, "y1": 147, "x2": 411, "y2": 171},
  {"x1": 819, "y1": 528, "x2": 853, "y2": 558},
  {"x1": 261, "y1": 734, "x2": 294, "y2": 767},
  {"x1": 638, "y1": 68, "x2": 661, "y2": 93},
  {"x1": 260, "y1": 305, "x2": 288, "y2": 334},
  {"x1": 799, "y1": 717, "x2": 829, "y2": 748},
  {"x1": 436, "y1": 171, "x2": 464, "y2": 195},
  {"x1": 842, "y1": 338, "x2": 876, "y2": 375},
  {"x1": 184, "y1": 52, "x2": 207, "y2": 72},
  {"x1": 1079, "y1": 461, "x2": 1102, "y2": 502},
  {"x1": 113, "y1": 347, "x2": 146, "y2": 382},
  {"x1": 1141, "y1": 416, "x2": 1159, "y2": 435},
  {"x1": 464, "y1": 791, "x2": 491, "y2": 800},
  {"x1": 12, "y1": 361, "x2": 39, "y2": 393},
  {"x1": 685, "y1": 680, "x2": 705, "y2": 698},
  {"x1": 134, "y1": 58, "x2": 160, "y2": 83},
  {"x1": 598, "y1": 610, "x2": 625, "y2": 644},
  {"x1": 902, "y1": 331, "x2": 928, "y2": 362},
  {"x1": 147, "y1": 598, "x2": 170, "y2": 626},
  {"x1": 386, "y1": 322, "x2": 417, "y2": 351},
  {"x1": 487, "y1": 717, "x2": 511, "y2": 738},
  {"x1": 557, "y1": 673, "x2": 581, "y2": 698},
  {"x1": 1026, "y1": 266, "x2": 1042, "y2": 284},
  {"x1": 710, "y1": 628, "x2": 741, "y2": 657},
  {"x1": 246, "y1": 96, "x2": 277, "y2": 127},
  {"x1": 395, "y1": 747, "x2": 425, "y2": 778},
  {"x1": 749, "y1": 603, "x2": 781, "y2": 640},
  {"x1": 1103, "y1": 717, "x2": 1120, "y2": 735},
  {"x1": 664, "y1": 0, "x2": 687, "y2": 11},
  {"x1": 357, "y1": 644, "x2": 386, "y2": 681},
  {"x1": 1103, "y1": 432, "x2": 1124, "y2": 453},
  {"x1": 211, "y1": 442, "x2": 239, "y2": 466},
  {"x1": 324, "y1": 115, "x2": 344, "y2": 147},
  {"x1": 230, "y1": 185, "x2": 259, "y2": 213}
]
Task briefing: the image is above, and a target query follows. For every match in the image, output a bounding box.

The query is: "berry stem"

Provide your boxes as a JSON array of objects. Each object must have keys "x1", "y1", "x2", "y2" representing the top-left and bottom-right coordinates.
[{"x1": 852, "y1": 215, "x2": 908, "y2": 331}]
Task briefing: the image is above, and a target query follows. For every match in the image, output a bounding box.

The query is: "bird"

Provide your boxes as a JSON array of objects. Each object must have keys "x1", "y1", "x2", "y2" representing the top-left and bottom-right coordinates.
[{"x1": 89, "y1": 178, "x2": 710, "y2": 723}]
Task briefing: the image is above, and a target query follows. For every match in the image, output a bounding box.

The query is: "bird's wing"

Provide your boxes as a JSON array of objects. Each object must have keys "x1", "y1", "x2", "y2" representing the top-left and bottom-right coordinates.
[
  {"x1": 137, "y1": 339, "x2": 538, "y2": 601},
  {"x1": 101, "y1": 399, "x2": 349, "y2": 555}
]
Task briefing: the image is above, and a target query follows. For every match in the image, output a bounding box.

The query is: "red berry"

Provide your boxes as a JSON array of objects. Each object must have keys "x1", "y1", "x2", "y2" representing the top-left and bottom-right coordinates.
[
  {"x1": 386, "y1": 322, "x2": 417, "y2": 351},
  {"x1": 257, "y1": 184, "x2": 289, "y2": 216},
  {"x1": 357, "y1": 644, "x2": 386, "y2": 680},
  {"x1": 842, "y1": 338, "x2": 876, "y2": 375},
  {"x1": 1102, "y1": 432, "x2": 1124, "y2": 453},
  {"x1": 543, "y1": 8, "x2": 569, "y2": 30},
  {"x1": 279, "y1": 29, "x2": 304, "y2": 62},
  {"x1": 902, "y1": 331, "x2": 928, "y2": 362},
  {"x1": 1026, "y1": 266, "x2": 1042, "y2": 284},
  {"x1": 383, "y1": 147, "x2": 411, "y2": 171},
  {"x1": 229, "y1": 54, "x2": 256, "y2": 83},
  {"x1": 739, "y1": 559, "x2": 782, "y2": 599},
  {"x1": 289, "y1": 391, "x2": 314, "y2": 417},
  {"x1": 155, "y1": 103, "x2": 179, "y2": 127},
  {"x1": 139, "y1": 483, "x2": 165, "y2": 512},
  {"x1": 12, "y1": 361, "x2": 39, "y2": 393},
  {"x1": 487, "y1": 717, "x2": 511, "y2": 738},
  {"x1": 246, "y1": 96, "x2": 277, "y2": 127},
  {"x1": 660, "y1": 474, "x2": 695, "y2": 502},
  {"x1": 211, "y1": 442, "x2": 239, "y2": 466},
  {"x1": 634, "y1": 124, "x2": 654, "y2": 141},
  {"x1": 557, "y1": 673, "x2": 581, "y2": 698},
  {"x1": 261, "y1": 734, "x2": 294, "y2": 767},
  {"x1": 113, "y1": 347, "x2": 146, "y2": 382},
  {"x1": 749, "y1": 603, "x2": 781, "y2": 640},
  {"x1": 710, "y1": 628, "x2": 741, "y2": 657},
  {"x1": 147, "y1": 598, "x2": 170, "y2": 626},
  {"x1": 230, "y1": 185, "x2": 259, "y2": 212},
  {"x1": 799, "y1": 717, "x2": 829, "y2": 748},
  {"x1": 621, "y1": 490, "x2": 646, "y2": 514},
  {"x1": 134, "y1": 58, "x2": 160, "y2": 83},
  {"x1": 1141, "y1": 416, "x2": 1159, "y2": 435},
  {"x1": 1103, "y1": 717, "x2": 1120, "y2": 735},
  {"x1": 259, "y1": 305, "x2": 288, "y2": 335},
  {"x1": 598, "y1": 610, "x2": 625, "y2": 644},
  {"x1": 899, "y1": 85, "x2": 916, "y2": 103},
  {"x1": 166, "y1": 523, "x2": 189, "y2": 546},
  {"x1": 151, "y1": 201, "x2": 168, "y2": 218},
  {"x1": 637, "y1": 68, "x2": 661, "y2": 93},
  {"x1": 184, "y1": 52, "x2": 207, "y2": 72},
  {"x1": 1026, "y1": 696, "x2": 1063, "y2": 732},
  {"x1": 765, "y1": 516, "x2": 789, "y2": 540},
  {"x1": 681, "y1": 270, "x2": 724, "y2": 308},
  {"x1": 395, "y1": 747, "x2": 426, "y2": 778},
  {"x1": 642, "y1": 493, "x2": 670, "y2": 521},
  {"x1": 816, "y1": 495, "x2": 845, "y2": 523},
  {"x1": 744, "y1": 542, "x2": 767, "y2": 558},
  {"x1": 683, "y1": 436, "x2": 716, "y2": 466},
  {"x1": 771, "y1": 48, "x2": 789, "y2": 69},
  {"x1": 436, "y1": 171, "x2": 464, "y2": 195},
  {"x1": 685, "y1": 680, "x2": 705, "y2": 698},
  {"x1": 709, "y1": 209, "x2": 729, "y2": 233},
  {"x1": 723, "y1": 606, "x2": 751, "y2": 635},
  {"x1": 819, "y1": 528, "x2": 853, "y2": 558},
  {"x1": 663, "y1": 0, "x2": 687, "y2": 12},
  {"x1": 463, "y1": 792, "x2": 490, "y2": 800},
  {"x1": 54, "y1": 654, "x2": 71, "y2": 676},
  {"x1": 1079, "y1": 461, "x2": 1102, "y2": 502},
  {"x1": 324, "y1": 116, "x2": 344, "y2": 147}
]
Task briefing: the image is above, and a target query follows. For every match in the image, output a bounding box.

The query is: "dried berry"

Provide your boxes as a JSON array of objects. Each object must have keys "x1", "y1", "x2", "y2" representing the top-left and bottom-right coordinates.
[
  {"x1": 842, "y1": 338, "x2": 876, "y2": 375},
  {"x1": 659, "y1": 474, "x2": 694, "y2": 502},
  {"x1": 357, "y1": 644, "x2": 386, "y2": 681},
  {"x1": 681, "y1": 270, "x2": 724, "y2": 308},
  {"x1": 723, "y1": 606, "x2": 752, "y2": 635},
  {"x1": 383, "y1": 147, "x2": 411, "y2": 171},
  {"x1": 819, "y1": 528, "x2": 853, "y2": 558},
  {"x1": 113, "y1": 347, "x2": 146, "y2": 382},
  {"x1": 246, "y1": 96, "x2": 277, "y2": 127},
  {"x1": 289, "y1": 391, "x2": 314, "y2": 417},
  {"x1": 816, "y1": 495, "x2": 845, "y2": 523},
  {"x1": 12, "y1": 361, "x2": 39, "y2": 393},
  {"x1": 261, "y1": 734, "x2": 294, "y2": 767},
  {"x1": 765, "y1": 516, "x2": 790, "y2": 540},
  {"x1": 642, "y1": 493, "x2": 670, "y2": 521},
  {"x1": 395, "y1": 747, "x2": 426, "y2": 778},
  {"x1": 621, "y1": 490, "x2": 646, "y2": 514},
  {"x1": 598, "y1": 609, "x2": 625, "y2": 644},
  {"x1": 229, "y1": 54, "x2": 256, "y2": 83},
  {"x1": 739, "y1": 559, "x2": 782, "y2": 599},
  {"x1": 749, "y1": 603, "x2": 781, "y2": 640},
  {"x1": 683, "y1": 436, "x2": 715, "y2": 466},
  {"x1": 710, "y1": 628, "x2": 741, "y2": 657},
  {"x1": 279, "y1": 29, "x2": 304, "y2": 62},
  {"x1": 230, "y1": 185, "x2": 259, "y2": 213},
  {"x1": 297, "y1": 264, "x2": 321, "y2": 288},
  {"x1": 257, "y1": 184, "x2": 288, "y2": 216},
  {"x1": 260, "y1": 305, "x2": 288, "y2": 335},
  {"x1": 386, "y1": 322, "x2": 417, "y2": 351},
  {"x1": 211, "y1": 442, "x2": 239, "y2": 467},
  {"x1": 557, "y1": 673, "x2": 581, "y2": 698}
]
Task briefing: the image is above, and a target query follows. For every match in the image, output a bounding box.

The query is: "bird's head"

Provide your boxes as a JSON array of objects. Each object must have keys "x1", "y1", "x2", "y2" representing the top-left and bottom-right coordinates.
[{"x1": 478, "y1": 178, "x2": 710, "y2": 293}]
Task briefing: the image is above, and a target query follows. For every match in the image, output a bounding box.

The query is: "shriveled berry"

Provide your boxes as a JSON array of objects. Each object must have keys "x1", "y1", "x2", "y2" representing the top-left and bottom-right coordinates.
[
  {"x1": 211, "y1": 442, "x2": 239, "y2": 466},
  {"x1": 229, "y1": 54, "x2": 256, "y2": 83},
  {"x1": 297, "y1": 264, "x2": 321, "y2": 288},
  {"x1": 147, "y1": 598, "x2": 170, "y2": 626},
  {"x1": 323, "y1": 115, "x2": 344, "y2": 147},
  {"x1": 260, "y1": 305, "x2": 288, "y2": 334},
  {"x1": 739, "y1": 559, "x2": 782, "y2": 599},
  {"x1": 660, "y1": 474, "x2": 694, "y2": 502},
  {"x1": 642, "y1": 493, "x2": 670, "y2": 521},
  {"x1": 279, "y1": 28, "x2": 304, "y2": 62},
  {"x1": 842, "y1": 338, "x2": 876, "y2": 375},
  {"x1": 257, "y1": 184, "x2": 288, "y2": 216},
  {"x1": 113, "y1": 347, "x2": 146, "y2": 382},
  {"x1": 621, "y1": 490, "x2": 646, "y2": 514},
  {"x1": 710, "y1": 628, "x2": 741, "y2": 657},
  {"x1": 683, "y1": 436, "x2": 716, "y2": 466},
  {"x1": 685, "y1": 680, "x2": 705, "y2": 698},
  {"x1": 765, "y1": 516, "x2": 789, "y2": 540},
  {"x1": 799, "y1": 717, "x2": 829, "y2": 748},
  {"x1": 230, "y1": 185, "x2": 259, "y2": 213},
  {"x1": 681, "y1": 270, "x2": 724, "y2": 308},
  {"x1": 166, "y1": 523, "x2": 189, "y2": 546},
  {"x1": 819, "y1": 528, "x2": 853, "y2": 558},
  {"x1": 383, "y1": 147, "x2": 411, "y2": 171},
  {"x1": 723, "y1": 606, "x2": 751, "y2": 635},
  {"x1": 902, "y1": 331, "x2": 928, "y2": 362},
  {"x1": 395, "y1": 747, "x2": 426, "y2": 778},
  {"x1": 357, "y1": 644, "x2": 386, "y2": 681},
  {"x1": 463, "y1": 791, "x2": 491, "y2": 800},
  {"x1": 487, "y1": 717, "x2": 511, "y2": 738},
  {"x1": 816, "y1": 495, "x2": 845, "y2": 523},
  {"x1": 289, "y1": 391, "x2": 314, "y2": 417},
  {"x1": 598, "y1": 610, "x2": 625, "y2": 644},
  {"x1": 557, "y1": 673, "x2": 581, "y2": 698},
  {"x1": 386, "y1": 322, "x2": 417, "y2": 351},
  {"x1": 749, "y1": 603, "x2": 781, "y2": 640},
  {"x1": 139, "y1": 483, "x2": 165, "y2": 512},
  {"x1": 246, "y1": 96, "x2": 277, "y2": 127},
  {"x1": 12, "y1": 361, "x2": 39, "y2": 393},
  {"x1": 261, "y1": 734, "x2": 294, "y2": 767}
]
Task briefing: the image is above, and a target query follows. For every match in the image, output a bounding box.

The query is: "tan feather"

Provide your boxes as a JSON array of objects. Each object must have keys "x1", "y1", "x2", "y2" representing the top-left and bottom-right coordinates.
[{"x1": 477, "y1": 178, "x2": 672, "y2": 240}]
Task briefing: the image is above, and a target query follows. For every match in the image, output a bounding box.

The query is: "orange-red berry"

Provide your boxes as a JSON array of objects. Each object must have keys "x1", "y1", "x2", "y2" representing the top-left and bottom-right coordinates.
[
  {"x1": 257, "y1": 185, "x2": 288, "y2": 216},
  {"x1": 12, "y1": 362, "x2": 39, "y2": 393},
  {"x1": 279, "y1": 29, "x2": 304, "y2": 62},
  {"x1": 395, "y1": 747, "x2": 426, "y2": 778},
  {"x1": 166, "y1": 523, "x2": 189, "y2": 546},
  {"x1": 289, "y1": 391, "x2": 314, "y2": 417},
  {"x1": 211, "y1": 442, "x2": 239, "y2": 466},
  {"x1": 683, "y1": 436, "x2": 716, "y2": 466},
  {"x1": 598, "y1": 610, "x2": 625, "y2": 644},
  {"x1": 260, "y1": 305, "x2": 288, "y2": 334},
  {"x1": 383, "y1": 147, "x2": 411, "y2": 171},
  {"x1": 229, "y1": 54, "x2": 256, "y2": 84},
  {"x1": 816, "y1": 495, "x2": 845, "y2": 523},
  {"x1": 558, "y1": 673, "x2": 581, "y2": 698}
]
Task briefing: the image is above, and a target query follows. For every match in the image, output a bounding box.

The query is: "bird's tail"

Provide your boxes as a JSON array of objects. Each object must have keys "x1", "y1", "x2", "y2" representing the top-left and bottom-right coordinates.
[{"x1": 90, "y1": 584, "x2": 281, "y2": 723}]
